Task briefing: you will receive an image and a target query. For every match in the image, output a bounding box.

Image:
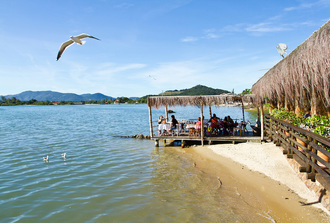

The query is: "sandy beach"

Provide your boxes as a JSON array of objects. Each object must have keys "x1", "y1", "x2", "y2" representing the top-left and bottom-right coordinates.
[{"x1": 185, "y1": 141, "x2": 330, "y2": 222}]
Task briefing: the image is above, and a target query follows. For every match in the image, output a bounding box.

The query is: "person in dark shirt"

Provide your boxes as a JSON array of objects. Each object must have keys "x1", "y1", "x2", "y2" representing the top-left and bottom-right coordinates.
[
  {"x1": 251, "y1": 119, "x2": 261, "y2": 136},
  {"x1": 170, "y1": 115, "x2": 178, "y2": 130}
]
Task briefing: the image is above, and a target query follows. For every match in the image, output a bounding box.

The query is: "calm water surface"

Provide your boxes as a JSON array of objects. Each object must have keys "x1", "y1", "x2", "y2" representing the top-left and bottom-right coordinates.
[{"x1": 0, "y1": 105, "x2": 259, "y2": 222}]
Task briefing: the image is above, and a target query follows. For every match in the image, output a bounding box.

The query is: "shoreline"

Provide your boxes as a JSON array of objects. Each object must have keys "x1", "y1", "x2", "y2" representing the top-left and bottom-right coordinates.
[{"x1": 185, "y1": 142, "x2": 330, "y2": 221}]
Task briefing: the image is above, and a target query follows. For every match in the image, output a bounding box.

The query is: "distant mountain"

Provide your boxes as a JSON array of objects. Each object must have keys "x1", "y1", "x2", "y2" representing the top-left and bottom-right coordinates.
[
  {"x1": 2, "y1": 85, "x2": 229, "y2": 102},
  {"x1": 129, "y1": 97, "x2": 140, "y2": 100},
  {"x1": 2, "y1": 91, "x2": 115, "y2": 102},
  {"x1": 162, "y1": 85, "x2": 230, "y2": 96}
]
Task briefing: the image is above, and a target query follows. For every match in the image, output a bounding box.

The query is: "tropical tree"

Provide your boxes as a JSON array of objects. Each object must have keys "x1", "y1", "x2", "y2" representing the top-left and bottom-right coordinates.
[{"x1": 241, "y1": 89, "x2": 252, "y2": 95}]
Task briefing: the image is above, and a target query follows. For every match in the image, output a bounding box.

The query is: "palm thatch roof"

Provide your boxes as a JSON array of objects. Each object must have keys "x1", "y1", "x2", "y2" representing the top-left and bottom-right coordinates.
[
  {"x1": 147, "y1": 94, "x2": 254, "y2": 109},
  {"x1": 252, "y1": 20, "x2": 330, "y2": 115}
]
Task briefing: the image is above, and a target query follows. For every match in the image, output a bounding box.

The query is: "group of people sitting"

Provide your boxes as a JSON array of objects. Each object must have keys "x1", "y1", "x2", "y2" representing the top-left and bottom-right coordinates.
[
  {"x1": 200, "y1": 114, "x2": 243, "y2": 135},
  {"x1": 158, "y1": 115, "x2": 178, "y2": 135},
  {"x1": 157, "y1": 113, "x2": 252, "y2": 136}
]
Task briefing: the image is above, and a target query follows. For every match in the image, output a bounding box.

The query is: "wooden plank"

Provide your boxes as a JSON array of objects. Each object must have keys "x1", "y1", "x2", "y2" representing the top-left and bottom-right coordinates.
[
  {"x1": 310, "y1": 141, "x2": 330, "y2": 157},
  {"x1": 152, "y1": 135, "x2": 261, "y2": 142},
  {"x1": 305, "y1": 148, "x2": 330, "y2": 169},
  {"x1": 315, "y1": 174, "x2": 330, "y2": 191}
]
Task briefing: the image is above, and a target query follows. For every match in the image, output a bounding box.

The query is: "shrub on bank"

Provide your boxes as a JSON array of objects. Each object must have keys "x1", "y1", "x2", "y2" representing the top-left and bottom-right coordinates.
[{"x1": 270, "y1": 108, "x2": 330, "y2": 138}]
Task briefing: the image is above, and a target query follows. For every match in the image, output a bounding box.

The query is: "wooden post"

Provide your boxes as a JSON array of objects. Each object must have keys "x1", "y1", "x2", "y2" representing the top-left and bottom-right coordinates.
[
  {"x1": 209, "y1": 105, "x2": 212, "y2": 119},
  {"x1": 284, "y1": 96, "x2": 289, "y2": 111},
  {"x1": 260, "y1": 101, "x2": 264, "y2": 141},
  {"x1": 269, "y1": 100, "x2": 276, "y2": 114},
  {"x1": 165, "y1": 105, "x2": 168, "y2": 122},
  {"x1": 241, "y1": 98, "x2": 245, "y2": 123},
  {"x1": 201, "y1": 104, "x2": 204, "y2": 146},
  {"x1": 148, "y1": 105, "x2": 153, "y2": 137},
  {"x1": 257, "y1": 106, "x2": 260, "y2": 120},
  {"x1": 294, "y1": 92, "x2": 302, "y2": 116}
]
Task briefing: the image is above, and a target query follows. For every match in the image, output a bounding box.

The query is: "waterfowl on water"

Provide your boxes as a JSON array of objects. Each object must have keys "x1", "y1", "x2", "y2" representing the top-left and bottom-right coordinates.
[{"x1": 43, "y1": 155, "x2": 49, "y2": 162}]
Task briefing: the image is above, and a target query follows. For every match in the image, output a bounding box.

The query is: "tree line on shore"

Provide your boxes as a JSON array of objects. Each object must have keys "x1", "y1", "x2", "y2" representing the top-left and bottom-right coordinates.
[
  {"x1": 0, "y1": 86, "x2": 251, "y2": 106},
  {"x1": 0, "y1": 96, "x2": 146, "y2": 106}
]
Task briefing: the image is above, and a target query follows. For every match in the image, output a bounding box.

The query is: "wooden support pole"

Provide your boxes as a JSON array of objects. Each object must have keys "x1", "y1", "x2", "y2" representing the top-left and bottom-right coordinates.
[
  {"x1": 241, "y1": 99, "x2": 245, "y2": 123},
  {"x1": 165, "y1": 105, "x2": 168, "y2": 122},
  {"x1": 201, "y1": 104, "x2": 204, "y2": 146},
  {"x1": 148, "y1": 105, "x2": 153, "y2": 137},
  {"x1": 209, "y1": 105, "x2": 212, "y2": 119},
  {"x1": 260, "y1": 101, "x2": 265, "y2": 141},
  {"x1": 257, "y1": 106, "x2": 260, "y2": 119}
]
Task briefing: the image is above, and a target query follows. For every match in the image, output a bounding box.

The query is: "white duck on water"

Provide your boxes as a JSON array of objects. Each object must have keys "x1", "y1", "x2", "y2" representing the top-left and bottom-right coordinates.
[
  {"x1": 61, "y1": 153, "x2": 66, "y2": 159},
  {"x1": 56, "y1": 33, "x2": 100, "y2": 60},
  {"x1": 43, "y1": 155, "x2": 49, "y2": 162}
]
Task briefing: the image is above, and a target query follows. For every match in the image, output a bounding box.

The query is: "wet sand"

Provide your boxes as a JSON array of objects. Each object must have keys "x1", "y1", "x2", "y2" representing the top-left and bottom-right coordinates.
[{"x1": 183, "y1": 142, "x2": 330, "y2": 222}]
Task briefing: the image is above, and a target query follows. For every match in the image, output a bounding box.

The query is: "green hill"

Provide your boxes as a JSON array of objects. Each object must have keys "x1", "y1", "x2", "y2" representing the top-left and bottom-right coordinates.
[
  {"x1": 162, "y1": 85, "x2": 230, "y2": 96},
  {"x1": 136, "y1": 85, "x2": 230, "y2": 103}
]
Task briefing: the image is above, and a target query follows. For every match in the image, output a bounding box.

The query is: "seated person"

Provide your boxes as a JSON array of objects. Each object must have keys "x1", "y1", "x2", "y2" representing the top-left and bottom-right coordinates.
[
  {"x1": 224, "y1": 116, "x2": 235, "y2": 134},
  {"x1": 158, "y1": 115, "x2": 165, "y2": 135},
  {"x1": 239, "y1": 121, "x2": 246, "y2": 130},
  {"x1": 217, "y1": 118, "x2": 224, "y2": 135},
  {"x1": 227, "y1": 116, "x2": 234, "y2": 127},
  {"x1": 202, "y1": 116, "x2": 208, "y2": 128},
  {"x1": 251, "y1": 119, "x2": 261, "y2": 136},
  {"x1": 170, "y1": 115, "x2": 178, "y2": 131},
  {"x1": 222, "y1": 117, "x2": 229, "y2": 135},
  {"x1": 158, "y1": 115, "x2": 165, "y2": 124},
  {"x1": 196, "y1": 117, "x2": 201, "y2": 130},
  {"x1": 195, "y1": 117, "x2": 202, "y2": 136},
  {"x1": 210, "y1": 114, "x2": 219, "y2": 134}
]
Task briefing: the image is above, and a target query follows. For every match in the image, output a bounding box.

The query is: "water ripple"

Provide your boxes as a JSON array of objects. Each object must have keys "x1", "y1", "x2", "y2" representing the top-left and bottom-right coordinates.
[{"x1": 0, "y1": 105, "x2": 262, "y2": 222}]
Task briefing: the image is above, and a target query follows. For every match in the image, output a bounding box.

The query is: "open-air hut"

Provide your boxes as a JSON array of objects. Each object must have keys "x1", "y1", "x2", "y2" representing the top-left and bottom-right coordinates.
[
  {"x1": 147, "y1": 94, "x2": 256, "y2": 144},
  {"x1": 252, "y1": 20, "x2": 330, "y2": 118}
]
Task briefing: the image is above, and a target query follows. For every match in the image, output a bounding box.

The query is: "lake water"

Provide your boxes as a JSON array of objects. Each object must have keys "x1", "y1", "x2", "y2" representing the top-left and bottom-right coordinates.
[{"x1": 0, "y1": 104, "x2": 260, "y2": 222}]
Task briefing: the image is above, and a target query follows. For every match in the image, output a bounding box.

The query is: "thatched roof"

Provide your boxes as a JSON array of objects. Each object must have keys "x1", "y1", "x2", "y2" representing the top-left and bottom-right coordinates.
[
  {"x1": 147, "y1": 94, "x2": 255, "y2": 109},
  {"x1": 252, "y1": 20, "x2": 330, "y2": 111}
]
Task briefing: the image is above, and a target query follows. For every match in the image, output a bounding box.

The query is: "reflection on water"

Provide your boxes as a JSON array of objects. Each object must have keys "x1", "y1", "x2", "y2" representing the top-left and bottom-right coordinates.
[{"x1": 0, "y1": 105, "x2": 269, "y2": 222}]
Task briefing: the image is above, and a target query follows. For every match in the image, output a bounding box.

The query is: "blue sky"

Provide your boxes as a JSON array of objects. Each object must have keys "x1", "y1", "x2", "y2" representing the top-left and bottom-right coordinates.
[{"x1": 0, "y1": 0, "x2": 329, "y2": 97}]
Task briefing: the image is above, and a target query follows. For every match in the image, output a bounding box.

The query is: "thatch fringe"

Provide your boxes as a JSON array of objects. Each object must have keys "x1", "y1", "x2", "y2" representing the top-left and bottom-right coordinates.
[
  {"x1": 252, "y1": 20, "x2": 330, "y2": 116},
  {"x1": 147, "y1": 94, "x2": 255, "y2": 109}
]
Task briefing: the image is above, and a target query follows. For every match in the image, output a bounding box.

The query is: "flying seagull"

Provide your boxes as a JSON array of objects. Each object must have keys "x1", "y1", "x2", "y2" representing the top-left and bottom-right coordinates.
[
  {"x1": 276, "y1": 43, "x2": 288, "y2": 58},
  {"x1": 57, "y1": 33, "x2": 100, "y2": 60}
]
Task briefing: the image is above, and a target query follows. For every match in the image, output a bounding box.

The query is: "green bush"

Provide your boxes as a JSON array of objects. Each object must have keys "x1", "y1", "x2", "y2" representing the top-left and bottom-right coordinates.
[{"x1": 270, "y1": 108, "x2": 330, "y2": 138}]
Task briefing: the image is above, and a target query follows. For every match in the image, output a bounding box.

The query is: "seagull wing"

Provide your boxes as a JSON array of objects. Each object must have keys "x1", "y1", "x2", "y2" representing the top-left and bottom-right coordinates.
[
  {"x1": 57, "y1": 39, "x2": 74, "y2": 60},
  {"x1": 76, "y1": 33, "x2": 100, "y2": 40}
]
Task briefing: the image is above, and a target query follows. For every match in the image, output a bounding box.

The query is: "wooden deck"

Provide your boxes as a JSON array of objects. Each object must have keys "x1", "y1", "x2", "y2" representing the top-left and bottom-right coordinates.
[{"x1": 152, "y1": 131, "x2": 261, "y2": 145}]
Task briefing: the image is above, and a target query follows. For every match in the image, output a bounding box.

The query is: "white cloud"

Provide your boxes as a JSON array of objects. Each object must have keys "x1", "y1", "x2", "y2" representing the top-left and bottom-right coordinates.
[
  {"x1": 202, "y1": 29, "x2": 219, "y2": 39},
  {"x1": 245, "y1": 22, "x2": 292, "y2": 33},
  {"x1": 114, "y1": 2, "x2": 134, "y2": 9},
  {"x1": 181, "y1": 36, "x2": 199, "y2": 42},
  {"x1": 96, "y1": 63, "x2": 147, "y2": 76},
  {"x1": 147, "y1": 61, "x2": 199, "y2": 84},
  {"x1": 284, "y1": 0, "x2": 330, "y2": 11},
  {"x1": 181, "y1": 28, "x2": 220, "y2": 42}
]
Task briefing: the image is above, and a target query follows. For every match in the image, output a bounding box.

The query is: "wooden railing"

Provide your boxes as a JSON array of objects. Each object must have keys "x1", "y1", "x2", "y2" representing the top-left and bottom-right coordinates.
[{"x1": 264, "y1": 114, "x2": 330, "y2": 190}]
